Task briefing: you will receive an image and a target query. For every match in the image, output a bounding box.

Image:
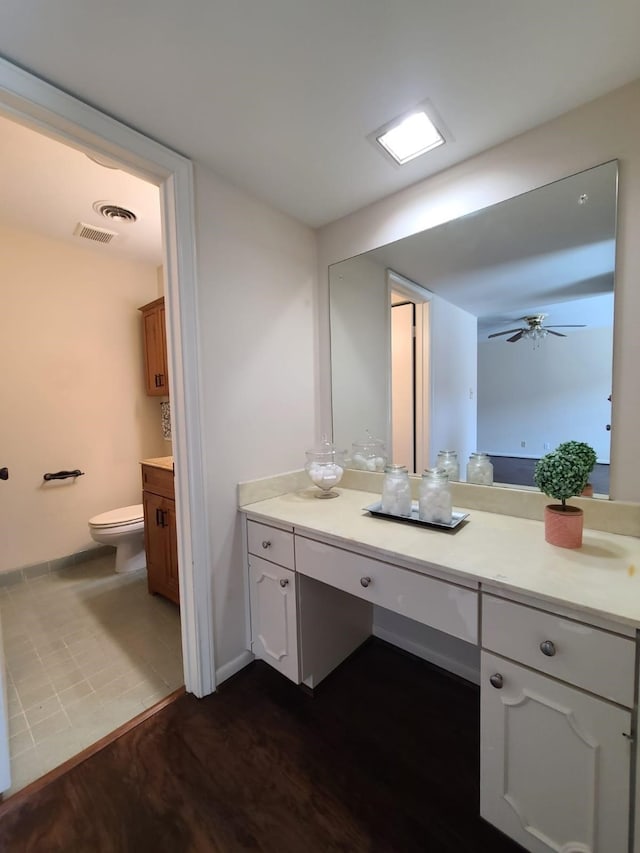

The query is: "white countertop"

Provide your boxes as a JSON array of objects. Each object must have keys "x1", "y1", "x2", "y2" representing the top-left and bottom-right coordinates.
[{"x1": 241, "y1": 487, "x2": 640, "y2": 630}]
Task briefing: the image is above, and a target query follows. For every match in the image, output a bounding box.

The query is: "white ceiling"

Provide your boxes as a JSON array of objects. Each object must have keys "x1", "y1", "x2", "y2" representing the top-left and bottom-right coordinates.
[
  {"x1": 0, "y1": 2, "x2": 639, "y2": 227},
  {"x1": 365, "y1": 161, "x2": 617, "y2": 334},
  {"x1": 0, "y1": 114, "x2": 162, "y2": 265}
]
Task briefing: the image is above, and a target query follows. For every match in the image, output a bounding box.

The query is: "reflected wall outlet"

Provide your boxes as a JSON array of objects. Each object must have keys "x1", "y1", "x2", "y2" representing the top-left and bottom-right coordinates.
[
  {"x1": 520, "y1": 441, "x2": 526, "y2": 448},
  {"x1": 543, "y1": 442, "x2": 551, "y2": 451}
]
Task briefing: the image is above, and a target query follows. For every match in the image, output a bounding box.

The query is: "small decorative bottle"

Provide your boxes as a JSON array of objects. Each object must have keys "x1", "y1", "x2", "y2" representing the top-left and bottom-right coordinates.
[
  {"x1": 381, "y1": 464, "x2": 412, "y2": 517},
  {"x1": 466, "y1": 452, "x2": 494, "y2": 486},
  {"x1": 418, "y1": 468, "x2": 453, "y2": 525},
  {"x1": 436, "y1": 450, "x2": 459, "y2": 482}
]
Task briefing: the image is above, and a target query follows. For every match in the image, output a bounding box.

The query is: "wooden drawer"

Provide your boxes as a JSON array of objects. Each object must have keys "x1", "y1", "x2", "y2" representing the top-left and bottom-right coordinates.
[
  {"x1": 141, "y1": 464, "x2": 174, "y2": 499},
  {"x1": 247, "y1": 520, "x2": 294, "y2": 570},
  {"x1": 295, "y1": 536, "x2": 478, "y2": 644},
  {"x1": 482, "y1": 594, "x2": 635, "y2": 707}
]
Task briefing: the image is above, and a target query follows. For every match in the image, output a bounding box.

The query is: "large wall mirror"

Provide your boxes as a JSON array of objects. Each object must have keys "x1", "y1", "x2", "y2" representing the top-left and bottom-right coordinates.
[{"x1": 329, "y1": 160, "x2": 618, "y2": 495}]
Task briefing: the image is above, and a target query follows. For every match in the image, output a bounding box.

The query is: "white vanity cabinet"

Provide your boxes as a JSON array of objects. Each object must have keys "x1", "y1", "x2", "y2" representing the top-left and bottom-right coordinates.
[
  {"x1": 240, "y1": 485, "x2": 640, "y2": 853},
  {"x1": 247, "y1": 521, "x2": 300, "y2": 682},
  {"x1": 480, "y1": 595, "x2": 635, "y2": 853}
]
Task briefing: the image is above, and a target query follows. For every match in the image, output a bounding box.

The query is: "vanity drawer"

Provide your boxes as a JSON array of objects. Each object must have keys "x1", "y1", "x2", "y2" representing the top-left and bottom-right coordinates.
[
  {"x1": 295, "y1": 536, "x2": 478, "y2": 644},
  {"x1": 141, "y1": 463, "x2": 174, "y2": 499},
  {"x1": 247, "y1": 520, "x2": 294, "y2": 570},
  {"x1": 482, "y1": 594, "x2": 635, "y2": 707}
]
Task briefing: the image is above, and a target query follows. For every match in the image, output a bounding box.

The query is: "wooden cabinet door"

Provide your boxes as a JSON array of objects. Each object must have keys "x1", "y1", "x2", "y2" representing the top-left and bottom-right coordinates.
[
  {"x1": 249, "y1": 555, "x2": 299, "y2": 682},
  {"x1": 143, "y1": 491, "x2": 179, "y2": 605},
  {"x1": 140, "y1": 298, "x2": 168, "y2": 396},
  {"x1": 163, "y1": 497, "x2": 179, "y2": 603},
  {"x1": 481, "y1": 651, "x2": 631, "y2": 853}
]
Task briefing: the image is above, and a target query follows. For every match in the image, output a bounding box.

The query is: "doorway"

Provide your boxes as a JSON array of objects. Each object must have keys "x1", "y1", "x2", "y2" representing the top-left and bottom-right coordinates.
[
  {"x1": 388, "y1": 271, "x2": 432, "y2": 474},
  {"x1": 0, "y1": 55, "x2": 214, "y2": 789},
  {"x1": 0, "y1": 113, "x2": 186, "y2": 794}
]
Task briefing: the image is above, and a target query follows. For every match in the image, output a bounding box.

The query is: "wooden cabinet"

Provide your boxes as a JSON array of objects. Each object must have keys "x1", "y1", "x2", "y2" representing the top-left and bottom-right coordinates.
[
  {"x1": 480, "y1": 596, "x2": 634, "y2": 853},
  {"x1": 139, "y1": 297, "x2": 168, "y2": 396},
  {"x1": 142, "y1": 463, "x2": 179, "y2": 605}
]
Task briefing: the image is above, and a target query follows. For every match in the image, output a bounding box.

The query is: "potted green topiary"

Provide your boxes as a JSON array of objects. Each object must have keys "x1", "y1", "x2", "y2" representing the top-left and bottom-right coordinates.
[
  {"x1": 557, "y1": 440, "x2": 597, "y2": 497},
  {"x1": 534, "y1": 446, "x2": 590, "y2": 548}
]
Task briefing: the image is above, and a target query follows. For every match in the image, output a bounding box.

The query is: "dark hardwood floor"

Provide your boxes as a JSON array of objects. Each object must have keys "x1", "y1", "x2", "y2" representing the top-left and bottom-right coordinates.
[{"x1": 0, "y1": 640, "x2": 525, "y2": 853}]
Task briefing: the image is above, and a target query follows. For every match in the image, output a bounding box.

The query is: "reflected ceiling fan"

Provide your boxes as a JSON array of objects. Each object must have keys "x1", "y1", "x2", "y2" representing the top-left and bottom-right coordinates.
[{"x1": 487, "y1": 314, "x2": 586, "y2": 343}]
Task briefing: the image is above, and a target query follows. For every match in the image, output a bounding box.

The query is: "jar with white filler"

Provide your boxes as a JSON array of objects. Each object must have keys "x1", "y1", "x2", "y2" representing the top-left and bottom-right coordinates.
[
  {"x1": 304, "y1": 438, "x2": 345, "y2": 498},
  {"x1": 466, "y1": 452, "x2": 494, "y2": 486},
  {"x1": 418, "y1": 468, "x2": 452, "y2": 525},
  {"x1": 381, "y1": 464, "x2": 412, "y2": 517},
  {"x1": 350, "y1": 431, "x2": 387, "y2": 472},
  {"x1": 436, "y1": 450, "x2": 459, "y2": 482}
]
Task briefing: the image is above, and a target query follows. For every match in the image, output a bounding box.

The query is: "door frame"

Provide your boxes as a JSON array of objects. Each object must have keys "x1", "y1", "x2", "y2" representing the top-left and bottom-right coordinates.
[
  {"x1": 387, "y1": 270, "x2": 432, "y2": 474},
  {"x1": 0, "y1": 57, "x2": 216, "y2": 696}
]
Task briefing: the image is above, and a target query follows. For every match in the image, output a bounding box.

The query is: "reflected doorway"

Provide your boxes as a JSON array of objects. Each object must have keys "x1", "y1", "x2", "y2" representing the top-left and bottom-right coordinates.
[{"x1": 388, "y1": 272, "x2": 431, "y2": 474}]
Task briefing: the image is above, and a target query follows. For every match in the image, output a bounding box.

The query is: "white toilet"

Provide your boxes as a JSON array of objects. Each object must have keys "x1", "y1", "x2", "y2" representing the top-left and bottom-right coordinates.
[{"x1": 88, "y1": 505, "x2": 146, "y2": 574}]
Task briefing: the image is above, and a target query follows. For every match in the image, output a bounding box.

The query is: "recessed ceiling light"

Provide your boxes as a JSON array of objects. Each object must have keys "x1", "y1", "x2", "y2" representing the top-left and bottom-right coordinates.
[{"x1": 374, "y1": 106, "x2": 446, "y2": 165}]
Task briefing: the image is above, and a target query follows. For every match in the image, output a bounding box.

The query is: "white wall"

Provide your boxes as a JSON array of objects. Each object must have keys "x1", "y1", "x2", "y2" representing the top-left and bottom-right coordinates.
[
  {"x1": 317, "y1": 79, "x2": 640, "y2": 501},
  {"x1": 478, "y1": 327, "x2": 613, "y2": 462},
  {"x1": 192, "y1": 164, "x2": 317, "y2": 673},
  {"x1": 329, "y1": 254, "x2": 389, "y2": 452},
  {"x1": 0, "y1": 224, "x2": 166, "y2": 573},
  {"x1": 429, "y1": 296, "x2": 477, "y2": 469}
]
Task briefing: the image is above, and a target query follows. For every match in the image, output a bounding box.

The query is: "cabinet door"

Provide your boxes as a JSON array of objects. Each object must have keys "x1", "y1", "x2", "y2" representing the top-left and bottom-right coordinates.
[
  {"x1": 141, "y1": 300, "x2": 168, "y2": 396},
  {"x1": 249, "y1": 555, "x2": 299, "y2": 683},
  {"x1": 143, "y1": 491, "x2": 179, "y2": 605},
  {"x1": 481, "y1": 652, "x2": 631, "y2": 853},
  {"x1": 163, "y1": 497, "x2": 179, "y2": 602}
]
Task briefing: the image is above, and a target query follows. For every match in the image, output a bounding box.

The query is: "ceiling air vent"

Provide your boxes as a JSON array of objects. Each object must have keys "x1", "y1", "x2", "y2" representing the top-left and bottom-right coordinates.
[
  {"x1": 92, "y1": 201, "x2": 137, "y2": 223},
  {"x1": 73, "y1": 222, "x2": 117, "y2": 244}
]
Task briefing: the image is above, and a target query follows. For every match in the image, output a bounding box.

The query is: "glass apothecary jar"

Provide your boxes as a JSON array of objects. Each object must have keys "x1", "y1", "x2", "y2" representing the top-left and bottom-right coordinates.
[
  {"x1": 305, "y1": 438, "x2": 346, "y2": 499},
  {"x1": 381, "y1": 464, "x2": 412, "y2": 517},
  {"x1": 466, "y1": 452, "x2": 494, "y2": 486},
  {"x1": 436, "y1": 450, "x2": 459, "y2": 482},
  {"x1": 350, "y1": 431, "x2": 387, "y2": 472},
  {"x1": 418, "y1": 468, "x2": 452, "y2": 525}
]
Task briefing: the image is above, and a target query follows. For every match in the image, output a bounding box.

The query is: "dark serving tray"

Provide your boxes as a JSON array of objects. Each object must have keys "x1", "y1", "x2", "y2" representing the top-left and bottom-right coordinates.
[{"x1": 364, "y1": 501, "x2": 469, "y2": 530}]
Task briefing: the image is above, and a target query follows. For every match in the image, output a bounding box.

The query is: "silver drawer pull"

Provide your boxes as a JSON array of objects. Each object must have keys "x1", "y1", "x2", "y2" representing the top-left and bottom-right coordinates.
[
  {"x1": 279, "y1": 578, "x2": 289, "y2": 588},
  {"x1": 261, "y1": 540, "x2": 271, "y2": 549},
  {"x1": 360, "y1": 576, "x2": 371, "y2": 588},
  {"x1": 540, "y1": 640, "x2": 556, "y2": 657},
  {"x1": 489, "y1": 673, "x2": 503, "y2": 689}
]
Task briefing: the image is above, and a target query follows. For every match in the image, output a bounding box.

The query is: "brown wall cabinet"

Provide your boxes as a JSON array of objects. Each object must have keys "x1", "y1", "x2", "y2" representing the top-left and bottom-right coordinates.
[
  {"x1": 139, "y1": 297, "x2": 169, "y2": 396},
  {"x1": 142, "y1": 463, "x2": 179, "y2": 605}
]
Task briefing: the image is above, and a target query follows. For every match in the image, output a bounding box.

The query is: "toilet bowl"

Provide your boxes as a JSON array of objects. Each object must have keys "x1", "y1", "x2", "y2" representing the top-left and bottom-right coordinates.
[{"x1": 88, "y1": 505, "x2": 146, "y2": 574}]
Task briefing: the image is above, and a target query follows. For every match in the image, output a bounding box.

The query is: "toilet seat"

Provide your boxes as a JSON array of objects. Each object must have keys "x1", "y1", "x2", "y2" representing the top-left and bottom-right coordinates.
[{"x1": 89, "y1": 504, "x2": 144, "y2": 529}]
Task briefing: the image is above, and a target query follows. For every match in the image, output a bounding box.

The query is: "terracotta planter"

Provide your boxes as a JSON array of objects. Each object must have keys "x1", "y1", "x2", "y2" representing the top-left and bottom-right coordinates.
[
  {"x1": 581, "y1": 483, "x2": 594, "y2": 497},
  {"x1": 544, "y1": 505, "x2": 583, "y2": 549}
]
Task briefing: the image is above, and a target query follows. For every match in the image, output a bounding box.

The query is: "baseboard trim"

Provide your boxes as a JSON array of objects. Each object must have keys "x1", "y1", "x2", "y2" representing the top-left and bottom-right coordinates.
[
  {"x1": 373, "y1": 626, "x2": 480, "y2": 685},
  {"x1": 1, "y1": 545, "x2": 116, "y2": 586},
  {"x1": 0, "y1": 686, "x2": 185, "y2": 815},
  {"x1": 216, "y1": 650, "x2": 254, "y2": 686}
]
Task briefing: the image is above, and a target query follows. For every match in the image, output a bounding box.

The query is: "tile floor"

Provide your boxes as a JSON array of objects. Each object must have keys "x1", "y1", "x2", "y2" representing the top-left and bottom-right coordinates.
[{"x1": 1, "y1": 553, "x2": 183, "y2": 796}]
